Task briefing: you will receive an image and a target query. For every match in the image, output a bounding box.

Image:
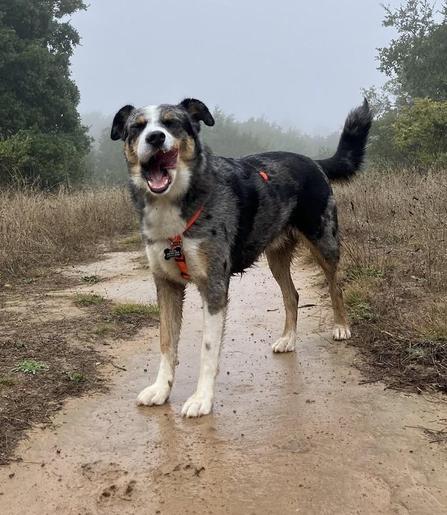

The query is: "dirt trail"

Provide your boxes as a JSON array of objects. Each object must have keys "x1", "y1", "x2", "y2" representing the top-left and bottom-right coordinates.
[{"x1": 0, "y1": 252, "x2": 446, "y2": 515}]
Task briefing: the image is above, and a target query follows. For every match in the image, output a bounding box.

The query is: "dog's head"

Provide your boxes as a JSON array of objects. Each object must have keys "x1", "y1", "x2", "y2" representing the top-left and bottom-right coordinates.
[{"x1": 111, "y1": 99, "x2": 214, "y2": 197}]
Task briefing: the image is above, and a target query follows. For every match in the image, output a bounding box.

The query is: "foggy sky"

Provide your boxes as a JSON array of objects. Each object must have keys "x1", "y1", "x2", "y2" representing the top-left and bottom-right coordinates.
[{"x1": 70, "y1": 0, "x2": 401, "y2": 134}]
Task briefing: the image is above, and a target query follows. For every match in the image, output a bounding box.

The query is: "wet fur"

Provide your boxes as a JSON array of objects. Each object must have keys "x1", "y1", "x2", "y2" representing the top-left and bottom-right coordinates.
[{"x1": 111, "y1": 98, "x2": 372, "y2": 416}]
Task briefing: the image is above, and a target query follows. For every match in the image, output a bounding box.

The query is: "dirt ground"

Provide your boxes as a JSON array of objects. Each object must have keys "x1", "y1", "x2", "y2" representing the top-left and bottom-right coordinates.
[{"x1": 0, "y1": 251, "x2": 446, "y2": 514}]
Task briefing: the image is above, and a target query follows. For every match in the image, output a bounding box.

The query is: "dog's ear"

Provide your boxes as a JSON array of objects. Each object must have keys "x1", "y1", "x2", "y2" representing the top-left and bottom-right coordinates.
[
  {"x1": 179, "y1": 98, "x2": 215, "y2": 131},
  {"x1": 111, "y1": 105, "x2": 135, "y2": 141}
]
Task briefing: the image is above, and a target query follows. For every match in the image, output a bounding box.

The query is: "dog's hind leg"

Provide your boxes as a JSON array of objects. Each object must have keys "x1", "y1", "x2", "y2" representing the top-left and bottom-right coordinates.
[
  {"x1": 137, "y1": 277, "x2": 185, "y2": 406},
  {"x1": 303, "y1": 235, "x2": 351, "y2": 341},
  {"x1": 266, "y1": 238, "x2": 299, "y2": 353}
]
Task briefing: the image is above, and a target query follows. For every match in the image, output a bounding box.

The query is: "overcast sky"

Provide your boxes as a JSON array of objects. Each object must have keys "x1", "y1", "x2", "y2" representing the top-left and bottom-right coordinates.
[{"x1": 70, "y1": 0, "x2": 401, "y2": 134}]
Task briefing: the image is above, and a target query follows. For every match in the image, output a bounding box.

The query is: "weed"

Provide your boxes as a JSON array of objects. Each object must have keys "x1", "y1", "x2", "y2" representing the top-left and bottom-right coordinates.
[
  {"x1": 345, "y1": 288, "x2": 376, "y2": 321},
  {"x1": 345, "y1": 265, "x2": 384, "y2": 282},
  {"x1": 0, "y1": 377, "x2": 15, "y2": 388},
  {"x1": 111, "y1": 302, "x2": 159, "y2": 320},
  {"x1": 81, "y1": 275, "x2": 102, "y2": 284},
  {"x1": 12, "y1": 360, "x2": 48, "y2": 375},
  {"x1": 74, "y1": 293, "x2": 105, "y2": 307},
  {"x1": 93, "y1": 322, "x2": 117, "y2": 336},
  {"x1": 66, "y1": 371, "x2": 86, "y2": 383}
]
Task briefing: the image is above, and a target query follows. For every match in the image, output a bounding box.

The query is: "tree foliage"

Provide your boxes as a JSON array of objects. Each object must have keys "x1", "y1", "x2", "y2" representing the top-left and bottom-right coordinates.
[
  {"x1": 378, "y1": 0, "x2": 447, "y2": 101},
  {"x1": 367, "y1": 0, "x2": 447, "y2": 166},
  {"x1": 0, "y1": 0, "x2": 90, "y2": 187},
  {"x1": 393, "y1": 98, "x2": 447, "y2": 165}
]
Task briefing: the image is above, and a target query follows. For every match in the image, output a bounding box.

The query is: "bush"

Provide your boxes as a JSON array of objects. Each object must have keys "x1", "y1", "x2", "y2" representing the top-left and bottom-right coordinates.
[
  {"x1": 0, "y1": 130, "x2": 89, "y2": 188},
  {"x1": 392, "y1": 98, "x2": 447, "y2": 167},
  {"x1": 0, "y1": 129, "x2": 90, "y2": 188}
]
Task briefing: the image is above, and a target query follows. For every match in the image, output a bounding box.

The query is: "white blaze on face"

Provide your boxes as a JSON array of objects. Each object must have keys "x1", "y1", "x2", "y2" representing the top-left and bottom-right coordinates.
[{"x1": 136, "y1": 105, "x2": 175, "y2": 162}]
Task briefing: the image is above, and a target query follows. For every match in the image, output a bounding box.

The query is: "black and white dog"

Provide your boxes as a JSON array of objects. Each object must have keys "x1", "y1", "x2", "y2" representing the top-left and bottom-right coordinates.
[{"x1": 111, "y1": 98, "x2": 372, "y2": 417}]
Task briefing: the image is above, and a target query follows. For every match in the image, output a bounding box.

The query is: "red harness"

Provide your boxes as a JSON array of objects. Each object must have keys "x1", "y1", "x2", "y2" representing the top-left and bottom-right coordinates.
[
  {"x1": 164, "y1": 170, "x2": 269, "y2": 281},
  {"x1": 259, "y1": 170, "x2": 270, "y2": 182},
  {"x1": 165, "y1": 206, "x2": 204, "y2": 280}
]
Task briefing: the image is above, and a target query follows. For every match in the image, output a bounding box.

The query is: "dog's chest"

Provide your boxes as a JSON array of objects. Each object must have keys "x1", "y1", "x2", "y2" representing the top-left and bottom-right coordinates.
[
  {"x1": 146, "y1": 238, "x2": 205, "y2": 283},
  {"x1": 142, "y1": 203, "x2": 206, "y2": 283}
]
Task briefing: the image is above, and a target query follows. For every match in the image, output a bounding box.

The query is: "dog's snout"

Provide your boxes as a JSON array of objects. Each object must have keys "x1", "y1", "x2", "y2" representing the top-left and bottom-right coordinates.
[{"x1": 145, "y1": 131, "x2": 166, "y2": 148}]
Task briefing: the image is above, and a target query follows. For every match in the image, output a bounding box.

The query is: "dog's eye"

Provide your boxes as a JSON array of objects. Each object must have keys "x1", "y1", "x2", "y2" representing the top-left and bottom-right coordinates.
[
  {"x1": 163, "y1": 119, "x2": 180, "y2": 130},
  {"x1": 131, "y1": 121, "x2": 146, "y2": 132}
]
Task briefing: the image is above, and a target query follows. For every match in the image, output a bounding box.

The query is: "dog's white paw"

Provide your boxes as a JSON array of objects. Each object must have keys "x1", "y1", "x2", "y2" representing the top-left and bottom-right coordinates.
[
  {"x1": 181, "y1": 392, "x2": 213, "y2": 418},
  {"x1": 272, "y1": 332, "x2": 296, "y2": 353},
  {"x1": 136, "y1": 382, "x2": 170, "y2": 406},
  {"x1": 332, "y1": 325, "x2": 351, "y2": 341}
]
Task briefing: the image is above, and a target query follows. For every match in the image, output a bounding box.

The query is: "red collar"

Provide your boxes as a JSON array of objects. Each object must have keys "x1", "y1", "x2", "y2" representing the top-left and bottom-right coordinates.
[{"x1": 166, "y1": 206, "x2": 204, "y2": 280}]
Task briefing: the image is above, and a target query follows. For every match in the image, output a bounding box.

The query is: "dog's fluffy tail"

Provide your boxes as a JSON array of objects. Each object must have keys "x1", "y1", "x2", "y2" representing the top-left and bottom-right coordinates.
[{"x1": 317, "y1": 99, "x2": 372, "y2": 182}]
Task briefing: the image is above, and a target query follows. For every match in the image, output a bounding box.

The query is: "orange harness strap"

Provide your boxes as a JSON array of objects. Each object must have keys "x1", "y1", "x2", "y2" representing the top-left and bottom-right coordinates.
[
  {"x1": 166, "y1": 206, "x2": 204, "y2": 281},
  {"x1": 259, "y1": 170, "x2": 270, "y2": 182},
  {"x1": 165, "y1": 168, "x2": 269, "y2": 281}
]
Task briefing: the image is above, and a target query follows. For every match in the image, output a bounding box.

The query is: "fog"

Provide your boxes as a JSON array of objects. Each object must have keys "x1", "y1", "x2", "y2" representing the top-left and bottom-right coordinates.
[{"x1": 70, "y1": 0, "x2": 401, "y2": 134}]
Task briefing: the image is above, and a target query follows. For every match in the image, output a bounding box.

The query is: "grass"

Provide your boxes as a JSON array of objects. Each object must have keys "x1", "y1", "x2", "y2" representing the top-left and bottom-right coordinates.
[
  {"x1": 74, "y1": 296, "x2": 159, "y2": 322},
  {"x1": 0, "y1": 186, "x2": 136, "y2": 279},
  {"x1": 74, "y1": 293, "x2": 106, "y2": 307},
  {"x1": 344, "y1": 287, "x2": 376, "y2": 321},
  {"x1": 111, "y1": 302, "x2": 159, "y2": 320},
  {"x1": 418, "y1": 303, "x2": 447, "y2": 342},
  {"x1": 93, "y1": 322, "x2": 117, "y2": 336},
  {"x1": 66, "y1": 371, "x2": 86, "y2": 383},
  {"x1": 345, "y1": 265, "x2": 384, "y2": 281},
  {"x1": 81, "y1": 274, "x2": 102, "y2": 284},
  {"x1": 117, "y1": 233, "x2": 142, "y2": 247},
  {"x1": 0, "y1": 377, "x2": 15, "y2": 388},
  {"x1": 12, "y1": 359, "x2": 48, "y2": 375},
  {"x1": 336, "y1": 166, "x2": 447, "y2": 392}
]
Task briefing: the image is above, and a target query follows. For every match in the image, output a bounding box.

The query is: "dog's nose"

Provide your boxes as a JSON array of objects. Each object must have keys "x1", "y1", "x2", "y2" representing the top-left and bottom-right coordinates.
[{"x1": 145, "y1": 131, "x2": 166, "y2": 148}]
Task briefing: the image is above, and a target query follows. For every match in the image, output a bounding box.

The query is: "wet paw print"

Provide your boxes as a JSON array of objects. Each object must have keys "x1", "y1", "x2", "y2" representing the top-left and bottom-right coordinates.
[
  {"x1": 98, "y1": 480, "x2": 137, "y2": 503},
  {"x1": 100, "y1": 484, "x2": 117, "y2": 499}
]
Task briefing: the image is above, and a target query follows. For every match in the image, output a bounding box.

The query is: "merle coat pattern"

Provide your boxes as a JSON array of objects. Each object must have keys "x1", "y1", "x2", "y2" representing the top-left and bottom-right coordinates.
[{"x1": 111, "y1": 98, "x2": 372, "y2": 417}]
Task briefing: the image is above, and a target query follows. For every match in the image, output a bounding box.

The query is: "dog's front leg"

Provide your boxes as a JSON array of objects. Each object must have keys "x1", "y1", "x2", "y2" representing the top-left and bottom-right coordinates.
[
  {"x1": 181, "y1": 282, "x2": 228, "y2": 417},
  {"x1": 137, "y1": 276, "x2": 185, "y2": 406}
]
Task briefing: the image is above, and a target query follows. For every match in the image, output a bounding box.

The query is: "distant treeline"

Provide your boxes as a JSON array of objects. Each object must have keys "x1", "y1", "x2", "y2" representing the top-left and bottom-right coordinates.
[
  {"x1": 1, "y1": 0, "x2": 447, "y2": 189},
  {"x1": 85, "y1": 109, "x2": 340, "y2": 185}
]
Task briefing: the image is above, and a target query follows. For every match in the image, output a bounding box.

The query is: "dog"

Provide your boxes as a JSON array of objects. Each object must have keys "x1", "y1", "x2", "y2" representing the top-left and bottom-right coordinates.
[{"x1": 110, "y1": 98, "x2": 372, "y2": 417}]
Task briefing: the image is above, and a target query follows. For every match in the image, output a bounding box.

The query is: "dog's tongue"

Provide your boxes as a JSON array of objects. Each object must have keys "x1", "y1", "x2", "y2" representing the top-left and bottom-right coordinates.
[{"x1": 147, "y1": 163, "x2": 169, "y2": 191}]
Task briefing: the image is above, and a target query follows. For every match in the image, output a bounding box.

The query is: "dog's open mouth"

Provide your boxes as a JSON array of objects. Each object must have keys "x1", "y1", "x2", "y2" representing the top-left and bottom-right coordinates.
[{"x1": 142, "y1": 148, "x2": 178, "y2": 193}]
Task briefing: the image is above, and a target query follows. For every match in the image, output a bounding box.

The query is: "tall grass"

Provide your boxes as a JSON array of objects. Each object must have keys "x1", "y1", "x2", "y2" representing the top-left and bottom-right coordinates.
[
  {"x1": 0, "y1": 187, "x2": 136, "y2": 277},
  {"x1": 335, "y1": 167, "x2": 447, "y2": 391},
  {"x1": 336, "y1": 168, "x2": 447, "y2": 293}
]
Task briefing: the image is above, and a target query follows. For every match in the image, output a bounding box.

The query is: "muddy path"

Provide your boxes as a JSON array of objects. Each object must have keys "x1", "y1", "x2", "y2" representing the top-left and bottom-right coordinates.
[{"x1": 0, "y1": 252, "x2": 446, "y2": 514}]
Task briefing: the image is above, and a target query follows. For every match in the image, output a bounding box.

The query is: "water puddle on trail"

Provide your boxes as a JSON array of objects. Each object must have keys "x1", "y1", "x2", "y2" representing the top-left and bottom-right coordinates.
[{"x1": 0, "y1": 253, "x2": 446, "y2": 514}]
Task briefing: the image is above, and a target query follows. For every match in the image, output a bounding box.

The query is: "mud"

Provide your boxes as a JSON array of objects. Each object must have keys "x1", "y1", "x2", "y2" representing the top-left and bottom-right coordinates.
[{"x1": 0, "y1": 253, "x2": 446, "y2": 514}]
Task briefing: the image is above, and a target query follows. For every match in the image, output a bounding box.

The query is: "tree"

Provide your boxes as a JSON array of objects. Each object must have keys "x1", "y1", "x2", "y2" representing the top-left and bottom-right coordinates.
[
  {"x1": 0, "y1": 0, "x2": 90, "y2": 187},
  {"x1": 378, "y1": 0, "x2": 447, "y2": 102},
  {"x1": 365, "y1": 1, "x2": 447, "y2": 165}
]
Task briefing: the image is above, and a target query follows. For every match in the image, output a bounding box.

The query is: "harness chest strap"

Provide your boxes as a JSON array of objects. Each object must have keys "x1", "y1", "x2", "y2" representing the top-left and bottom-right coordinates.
[
  {"x1": 165, "y1": 169, "x2": 269, "y2": 280},
  {"x1": 166, "y1": 206, "x2": 204, "y2": 280}
]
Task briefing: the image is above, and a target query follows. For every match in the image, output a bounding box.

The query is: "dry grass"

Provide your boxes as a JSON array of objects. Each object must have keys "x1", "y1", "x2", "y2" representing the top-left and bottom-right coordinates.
[
  {"x1": 336, "y1": 167, "x2": 447, "y2": 392},
  {"x1": 0, "y1": 187, "x2": 136, "y2": 279}
]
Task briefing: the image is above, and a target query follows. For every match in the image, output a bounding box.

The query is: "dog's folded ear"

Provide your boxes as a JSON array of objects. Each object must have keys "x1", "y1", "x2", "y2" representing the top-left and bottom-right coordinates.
[
  {"x1": 179, "y1": 98, "x2": 215, "y2": 130},
  {"x1": 111, "y1": 105, "x2": 135, "y2": 141}
]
